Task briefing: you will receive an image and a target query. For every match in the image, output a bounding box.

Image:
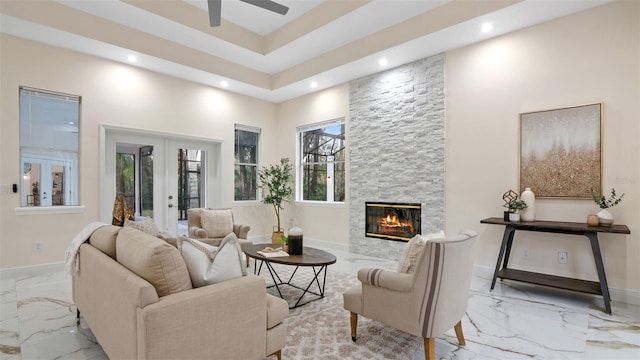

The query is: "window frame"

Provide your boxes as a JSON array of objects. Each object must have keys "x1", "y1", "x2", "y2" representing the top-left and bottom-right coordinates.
[
  {"x1": 233, "y1": 124, "x2": 261, "y2": 202},
  {"x1": 296, "y1": 118, "x2": 346, "y2": 204},
  {"x1": 18, "y1": 86, "x2": 81, "y2": 211}
]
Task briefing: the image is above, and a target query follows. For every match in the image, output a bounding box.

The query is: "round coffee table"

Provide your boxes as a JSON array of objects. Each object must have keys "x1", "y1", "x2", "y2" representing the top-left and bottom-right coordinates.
[{"x1": 244, "y1": 244, "x2": 337, "y2": 308}]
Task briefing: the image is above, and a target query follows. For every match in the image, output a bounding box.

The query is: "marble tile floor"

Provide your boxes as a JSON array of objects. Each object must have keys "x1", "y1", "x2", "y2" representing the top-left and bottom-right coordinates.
[{"x1": 1, "y1": 248, "x2": 639, "y2": 360}]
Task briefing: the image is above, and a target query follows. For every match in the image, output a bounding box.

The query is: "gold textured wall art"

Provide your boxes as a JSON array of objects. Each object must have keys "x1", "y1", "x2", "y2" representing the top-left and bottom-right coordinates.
[{"x1": 520, "y1": 103, "x2": 602, "y2": 199}]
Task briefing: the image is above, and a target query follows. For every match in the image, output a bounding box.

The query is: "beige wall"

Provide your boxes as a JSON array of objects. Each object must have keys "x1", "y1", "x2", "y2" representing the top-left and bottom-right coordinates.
[
  {"x1": 0, "y1": 35, "x2": 278, "y2": 269},
  {"x1": 2, "y1": 2, "x2": 638, "y2": 296},
  {"x1": 445, "y1": 1, "x2": 639, "y2": 291},
  {"x1": 275, "y1": 84, "x2": 350, "y2": 245}
]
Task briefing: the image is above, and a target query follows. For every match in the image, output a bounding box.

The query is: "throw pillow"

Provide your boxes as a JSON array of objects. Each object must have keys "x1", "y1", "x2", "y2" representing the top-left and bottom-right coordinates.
[
  {"x1": 116, "y1": 227, "x2": 193, "y2": 297},
  {"x1": 177, "y1": 232, "x2": 247, "y2": 288},
  {"x1": 200, "y1": 209, "x2": 233, "y2": 238},
  {"x1": 398, "y1": 230, "x2": 445, "y2": 274},
  {"x1": 157, "y1": 231, "x2": 178, "y2": 248},
  {"x1": 124, "y1": 217, "x2": 160, "y2": 237}
]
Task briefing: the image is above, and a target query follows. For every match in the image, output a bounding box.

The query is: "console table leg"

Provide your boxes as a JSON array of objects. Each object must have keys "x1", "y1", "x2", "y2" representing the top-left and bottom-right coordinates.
[
  {"x1": 586, "y1": 233, "x2": 612, "y2": 314},
  {"x1": 491, "y1": 227, "x2": 515, "y2": 290},
  {"x1": 503, "y1": 227, "x2": 516, "y2": 269}
]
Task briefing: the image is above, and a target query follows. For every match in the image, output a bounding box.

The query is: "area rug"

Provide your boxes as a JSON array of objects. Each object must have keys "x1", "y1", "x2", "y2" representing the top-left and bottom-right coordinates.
[{"x1": 259, "y1": 263, "x2": 422, "y2": 359}]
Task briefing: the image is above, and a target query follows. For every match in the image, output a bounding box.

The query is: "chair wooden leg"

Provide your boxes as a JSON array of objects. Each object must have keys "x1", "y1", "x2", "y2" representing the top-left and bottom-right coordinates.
[
  {"x1": 246, "y1": 254, "x2": 250, "y2": 267},
  {"x1": 350, "y1": 312, "x2": 358, "y2": 341},
  {"x1": 454, "y1": 320, "x2": 465, "y2": 346},
  {"x1": 268, "y1": 350, "x2": 281, "y2": 360},
  {"x1": 424, "y1": 337, "x2": 435, "y2": 360}
]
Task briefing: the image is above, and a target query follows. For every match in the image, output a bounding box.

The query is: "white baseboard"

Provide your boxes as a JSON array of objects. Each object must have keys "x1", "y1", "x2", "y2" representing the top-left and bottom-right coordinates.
[
  {"x1": 303, "y1": 237, "x2": 349, "y2": 253},
  {"x1": 473, "y1": 265, "x2": 640, "y2": 307},
  {"x1": 0, "y1": 262, "x2": 65, "y2": 280}
]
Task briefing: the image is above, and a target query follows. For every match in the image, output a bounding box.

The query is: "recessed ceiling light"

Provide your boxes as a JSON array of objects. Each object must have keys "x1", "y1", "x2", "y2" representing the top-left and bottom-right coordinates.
[
  {"x1": 310, "y1": 81, "x2": 318, "y2": 88},
  {"x1": 481, "y1": 23, "x2": 493, "y2": 33},
  {"x1": 127, "y1": 55, "x2": 137, "y2": 63},
  {"x1": 220, "y1": 80, "x2": 229, "y2": 88},
  {"x1": 379, "y1": 58, "x2": 388, "y2": 66}
]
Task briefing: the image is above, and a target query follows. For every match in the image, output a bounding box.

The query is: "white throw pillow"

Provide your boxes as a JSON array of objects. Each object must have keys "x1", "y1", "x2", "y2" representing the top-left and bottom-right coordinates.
[
  {"x1": 397, "y1": 230, "x2": 445, "y2": 274},
  {"x1": 200, "y1": 209, "x2": 234, "y2": 238},
  {"x1": 177, "y1": 233, "x2": 247, "y2": 287}
]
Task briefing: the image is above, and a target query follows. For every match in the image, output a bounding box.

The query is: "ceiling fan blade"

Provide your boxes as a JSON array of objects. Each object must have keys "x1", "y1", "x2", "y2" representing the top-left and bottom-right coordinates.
[
  {"x1": 240, "y1": 0, "x2": 289, "y2": 15},
  {"x1": 207, "y1": 0, "x2": 221, "y2": 27}
]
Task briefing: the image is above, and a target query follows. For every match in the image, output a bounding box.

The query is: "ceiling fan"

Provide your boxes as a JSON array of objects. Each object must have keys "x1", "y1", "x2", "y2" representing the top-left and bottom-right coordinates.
[{"x1": 207, "y1": 0, "x2": 289, "y2": 27}]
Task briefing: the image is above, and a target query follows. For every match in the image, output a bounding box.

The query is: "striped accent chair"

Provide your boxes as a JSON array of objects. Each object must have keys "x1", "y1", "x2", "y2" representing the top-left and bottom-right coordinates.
[{"x1": 343, "y1": 230, "x2": 477, "y2": 360}]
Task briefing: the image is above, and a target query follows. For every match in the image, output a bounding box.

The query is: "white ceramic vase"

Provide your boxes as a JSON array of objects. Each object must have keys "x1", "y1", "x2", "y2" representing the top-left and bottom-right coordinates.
[
  {"x1": 520, "y1": 187, "x2": 536, "y2": 221},
  {"x1": 597, "y1": 208, "x2": 614, "y2": 226}
]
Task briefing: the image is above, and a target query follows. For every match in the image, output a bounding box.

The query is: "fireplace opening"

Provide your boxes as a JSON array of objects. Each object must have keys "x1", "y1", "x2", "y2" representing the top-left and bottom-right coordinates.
[{"x1": 365, "y1": 202, "x2": 421, "y2": 242}]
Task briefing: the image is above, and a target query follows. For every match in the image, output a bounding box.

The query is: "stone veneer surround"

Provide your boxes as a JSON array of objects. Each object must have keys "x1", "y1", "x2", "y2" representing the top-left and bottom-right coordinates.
[{"x1": 348, "y1": 54, "x2": 445, "y2": 260}]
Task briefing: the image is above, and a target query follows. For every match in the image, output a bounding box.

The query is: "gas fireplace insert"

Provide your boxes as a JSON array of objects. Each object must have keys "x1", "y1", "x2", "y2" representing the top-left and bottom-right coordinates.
[{"x1": 365, "y1": 202, "x2": 421, "y2": 242}]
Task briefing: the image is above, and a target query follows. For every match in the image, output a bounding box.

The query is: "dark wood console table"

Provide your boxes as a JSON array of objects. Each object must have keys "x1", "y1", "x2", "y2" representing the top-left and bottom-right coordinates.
[{"x1": 480, "y1": 217, "x2": 630, "y2": 314}]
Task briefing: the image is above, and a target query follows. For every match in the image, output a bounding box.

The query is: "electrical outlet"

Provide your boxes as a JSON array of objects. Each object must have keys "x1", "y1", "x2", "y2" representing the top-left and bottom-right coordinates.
[
  {"x1": 34, "y1": 241, "x2": 44, "y2": 252},
  {"x1": 558, "y1": 251, "x2": 568, "y2": 264},
  {"x1": 522, "y1": 249, "x2": 530, "y2": 259}
]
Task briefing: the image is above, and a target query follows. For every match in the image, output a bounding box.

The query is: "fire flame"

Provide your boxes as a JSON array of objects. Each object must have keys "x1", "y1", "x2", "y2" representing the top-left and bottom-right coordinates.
[{"x1": 380, "y1": 214, "x2": 413, "y2": 232}]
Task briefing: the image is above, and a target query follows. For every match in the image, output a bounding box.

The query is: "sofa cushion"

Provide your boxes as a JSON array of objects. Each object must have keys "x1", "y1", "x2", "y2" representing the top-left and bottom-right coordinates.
[
  {"x1": 177, "y1": 233, "x2": 247, "y2": 288},
  {"x1": 116, "y1": 226, "x2": 193, "y2": 297},
  {"x1": 200, "y1": 209, "x2": 234, "y2": 238},
  {"x1": 89, "y1": 225, "x2": 121, "y2": 259},
  {"x1": 124, "y1": 217, "x2": 160, "y2": 237},
  {"x1": 398, "y1": 230, "x2": 445, "y2": 274}
]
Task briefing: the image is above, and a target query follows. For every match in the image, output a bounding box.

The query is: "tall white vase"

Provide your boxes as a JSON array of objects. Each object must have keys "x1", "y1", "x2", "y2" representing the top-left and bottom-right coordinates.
[{"x1": 520, "y1": 187, "x2": 536, "y2": 221}]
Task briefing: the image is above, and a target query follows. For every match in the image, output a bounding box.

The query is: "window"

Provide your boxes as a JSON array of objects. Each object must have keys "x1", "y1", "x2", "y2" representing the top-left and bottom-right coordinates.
[
  {"x1": 20, "y1": 87, "x2": 80, "y2": 207},
  {"x1": 234, "y1": 125, "x2": 260, "y2": 201},
  {"x1": 297, "y1": 118, "x2": 345, "y2": 202}
]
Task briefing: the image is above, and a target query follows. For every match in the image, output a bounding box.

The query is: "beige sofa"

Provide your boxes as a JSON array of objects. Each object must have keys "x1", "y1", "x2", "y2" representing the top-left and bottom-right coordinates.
[{"x1": 72, "y1": 225, "x2": 287, "y2": 360}]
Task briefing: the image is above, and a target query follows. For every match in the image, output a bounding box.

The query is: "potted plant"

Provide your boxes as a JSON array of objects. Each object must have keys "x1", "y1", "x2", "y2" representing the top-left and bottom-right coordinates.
[
  {"x1": 280, "y1": 234, "x2": 289, "y2": 253},
  {"x1": 259, "y1": 158, "x2": 294, "y2": 243},
  {"x1": 590, "y1": 187, "x2": 624, "y2": 226},
  {"x1": 505, "y1": 199, "x2": 527, "y2": 222}
]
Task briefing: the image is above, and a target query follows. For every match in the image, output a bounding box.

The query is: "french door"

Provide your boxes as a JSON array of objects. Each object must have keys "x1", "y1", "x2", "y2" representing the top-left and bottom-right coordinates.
[
  {"x1": 103, "y1": 127, "x2": 221, "y2": 235},
  {"x1": 166, "y1": 139, "x2": 221, "y2": 236}
]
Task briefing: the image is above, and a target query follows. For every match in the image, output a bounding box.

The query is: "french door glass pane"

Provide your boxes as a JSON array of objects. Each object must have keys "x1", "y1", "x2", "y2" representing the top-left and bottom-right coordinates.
[
  {"x1": 177, "y1": 149, "x2": 202, "y2": 221},
  {"x1": 116, "y1": 153, "x2": 135, "y2": 209},
  {"x1": 139, "y1": 146, "x2": 154, "y2": 218}
]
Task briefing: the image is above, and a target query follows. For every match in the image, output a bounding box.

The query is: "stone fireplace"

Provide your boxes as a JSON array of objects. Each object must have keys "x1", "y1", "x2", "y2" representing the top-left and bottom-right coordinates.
[
  {"x1": 365, "y1": 202, "x2": 421, "y2": 241},
  {"x1": 348, "y1": 54, "x2": 445, "y2": 260}
]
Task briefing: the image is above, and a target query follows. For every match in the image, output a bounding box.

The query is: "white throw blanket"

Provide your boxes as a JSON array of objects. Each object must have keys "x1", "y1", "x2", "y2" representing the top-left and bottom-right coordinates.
[{"x1": 65, "y1": 221, "x2": 109, "y2": 276}]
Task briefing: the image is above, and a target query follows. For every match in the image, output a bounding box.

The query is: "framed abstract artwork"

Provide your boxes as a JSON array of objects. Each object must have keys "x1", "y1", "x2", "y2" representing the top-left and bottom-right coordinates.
[{"x1": 519, "y1": 103, "x2": 602, "y2": 199}]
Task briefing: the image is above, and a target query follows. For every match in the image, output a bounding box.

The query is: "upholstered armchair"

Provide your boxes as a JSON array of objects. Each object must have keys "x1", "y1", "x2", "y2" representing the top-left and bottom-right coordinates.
[
  {"x1": 343, "y1": 230, "x2": 477, "y2": 360},
  {"x1": 187, "y1": 208, "x2": 252, "y2": 265}
]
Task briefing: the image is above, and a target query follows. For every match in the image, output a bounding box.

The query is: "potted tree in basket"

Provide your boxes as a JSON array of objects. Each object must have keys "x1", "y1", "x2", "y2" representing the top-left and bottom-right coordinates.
[{"x1": 259, "y1": 158, "x2": 294, "y2": 243}]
